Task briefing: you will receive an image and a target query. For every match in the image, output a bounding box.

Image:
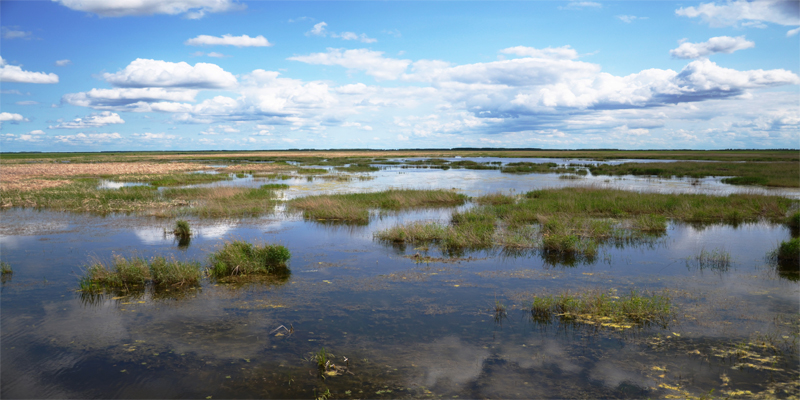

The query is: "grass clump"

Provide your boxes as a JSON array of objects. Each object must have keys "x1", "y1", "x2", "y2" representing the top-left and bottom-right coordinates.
[
  {"x1": 589, "y1": 161, "x2": 799, "y2": 188},
  {"x1": 530, "y1": 289, "x2": 673, "y2": 329},
  {"x1": 501, "y1": 162, "x2": 558, "y2": 174},
  {"x1": 786, "y1": 211, "x2": 800, "y2": 229},
  {"x1": 776, "y1": 238, "x2": 800, "y2": 265},
  {"x1": 149, "y1": 256, "x2": 202, "y2": 286},
  {"x1": 173, "y1": 220, "x2": 191, "y2": 238},
  {"x1": 289, "y1": 189, "x2": 467, "y2": 223},
  {"x1": 1, "y1": 262, "x2": 12, "y2": 275},
  {"x1": 208, "y1": 241, "x2": 291, "y2": 278},
  {"x1": 296, "y1": 168, "x2": 327, "y2": 175},
  {"x1": 334, "y1": 163, "x2": 379, "y2": 173},
  {"x1": 79, "y1": 255, "x2": 201, "y2": 292},
  {"x1": 259, "y1": 183, "x2": 290, "y2": 189},
  {"x1": 692, "y1": 248, "x2": 732, "y2": 271},
  {"x1": 120, "y1": 172, "x2": 232, "y2": 187}
]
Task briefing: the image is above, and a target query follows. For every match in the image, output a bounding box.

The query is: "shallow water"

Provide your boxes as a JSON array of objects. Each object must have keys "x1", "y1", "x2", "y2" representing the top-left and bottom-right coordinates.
[{"x1": 2, "y1": 165, "x2": 799, "y2": 399}]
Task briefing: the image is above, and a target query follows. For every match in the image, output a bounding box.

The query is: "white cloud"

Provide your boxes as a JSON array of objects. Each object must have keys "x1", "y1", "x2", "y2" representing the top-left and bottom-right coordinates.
[
  {"x1": 62, "y1": 88, "x2": 198, "y2": 111},
  {"x1": 787, "y1": 27, "x2": 800, "y2": 36},
  {"x1": 16, "y1": 100, "x2": 39, "y2": 105},
  {"x1": 0, "y1": 57, "x2": 59, "y2": 84},
  {"x1": 289, "y1": 48, "x2": 411, "y2": 80},
  {"x1": 676, "y1": 0, "x2": 800, "y2": 31},
  {"x1": 29, "y1": 130, "x2": 46, "y2": 135},
  {"x1": 207, "y1": 52, "x2": 227, "y2": 58},
  {"x1": 133, "y1": 132, "x2": 177, "y2": 140},
  {"x1": 54, "y1": 132, "x2": 122, "y2": 144},
  {"x1": 102, "y1": 59, "x2": 237, "y2": 89},
  {"x1": 342, "y1": 122, "x2": 373, "y2": 131},
  {"x1": 499, "y1": 46, "x2": 579, "y2": 60},
  {"x1": 55, "y1": 59, "x2": 72, "y2": 66},
  {"x1": 50, "y1": 111, "x2": 125, "y2": 129},
  {"x1": 305, "y1": 22, "x2": 377, "y2": 43},
  {"x1": 670, "y1": 36, "x2": 755, "y2": 59},
  {"x1": 560, "y1": 2, "x2": 602, "y2": 10},
  {"x1": 307, "y1": 22, "x2": 328, "y2": 37},
  {"x1": 617, "y1": 15, "x2": 648, "y2": 23},
  {"x1": 200, "y1": 124, "x2": 240, "y2": 135},
  {"x1": 0, "y1": 112, "x2": 26, "y2": 127},
  {"x1": 185, "y1": 34, "x2": 272, "y2": 47},
  {"x1": 2, "y1": 28, "x2": 32, "y2": 39},
  {"x1": 54, "y1": 0, "x2": 243, "y2": 19}
]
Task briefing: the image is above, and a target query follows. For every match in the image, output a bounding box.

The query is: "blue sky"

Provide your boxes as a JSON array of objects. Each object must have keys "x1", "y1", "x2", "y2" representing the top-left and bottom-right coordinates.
[{"x1": 1, "y1": 0, "x2": 798, "y2": 151}]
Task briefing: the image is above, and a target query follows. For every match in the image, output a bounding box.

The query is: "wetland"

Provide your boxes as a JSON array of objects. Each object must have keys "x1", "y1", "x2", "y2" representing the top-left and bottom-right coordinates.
[{"x1": 1, "y1": 150, "x2": 798, "y2": 399}]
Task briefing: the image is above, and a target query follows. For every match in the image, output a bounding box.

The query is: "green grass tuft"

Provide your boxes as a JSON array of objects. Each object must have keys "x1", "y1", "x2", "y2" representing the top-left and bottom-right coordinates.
[
  {"x1": 530, "y1": 289, "x2": 673, "y2": 329},
  {"x1": 208, "y1": 241, "x2": 291, "y2": 278},
  {"x1": 777, "y1": 238, "x2": 800, "y2": 265},
  {"x1": 173, "y1": 219, "x2": 191, "y2": 238},
  {"x1": 1, "y1": 262, "x2": 12, "y2": 275},
  {"x1": 79, "y1": 255, "x2": 201, "y2": 291}
]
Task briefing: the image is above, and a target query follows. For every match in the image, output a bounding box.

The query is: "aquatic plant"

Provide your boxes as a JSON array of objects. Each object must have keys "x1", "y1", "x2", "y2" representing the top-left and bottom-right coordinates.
[
  {"x1": 776, "y1": 238, "x2": 799, "y2": 266},
  {"x1": 79, "y1": 255, "x2": 201, "y2": 291},
  {"x1": 173, "y1": 220, "x2": 191, "y2": 238},
  {"x1": 149, "y1": 257, "x2": 202, "y2": 286},
  {"x1": 80, "y1": 255, "x2": 151, "y2": 290},
  {"x1": 693, "y1": 248, "x2": 732, "y2": 271},
  {"x1": 589, "y1": 161, "x2": 799, "y2": 188},
  {"x1": 289, "y1": 189, "x2": 467, "y2": 223},
  {"x1": 208, "y1": 241, "x2": 291, "y2": 278},
  {"x1": 1, "y1": 262, "x2": 12, "y2": 275},
  {"x1": 530, "y1": 289, "x2": 673, "y2": 329},
  {"x1": 501, "y1": 162, "x2": 558, "y2": 174},
  {"x1": 786, "y1": 211, "x2": 800, "y2": 230}
]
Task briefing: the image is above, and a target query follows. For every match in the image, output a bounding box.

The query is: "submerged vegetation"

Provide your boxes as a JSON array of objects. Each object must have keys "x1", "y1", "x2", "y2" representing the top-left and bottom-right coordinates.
[
  {"x1": 288, "y1": 189, "x2": 468, "y2": 223},
  {"x1": 208, "y1": 241, "x2": 291, "y2": 279},
  {"x1": 691, "y1": 248, "x2": 733, "y2": 272},
  {"x1": 529, "y1": 289, "x2": 673, "y2": 329},
  {"x1": 79, "y1": 255, "x2": 201, "y2": 292}
]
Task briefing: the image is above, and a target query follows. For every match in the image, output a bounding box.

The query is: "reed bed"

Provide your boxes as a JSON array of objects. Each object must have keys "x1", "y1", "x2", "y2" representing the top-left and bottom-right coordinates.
[
  {"x1": 208, "y1": 241, "x2": 291, "y2": 279},
  {"x1": 589, "y1": 161, "x2": 799, "y2": 187},
  {"x1": 288, "y1": 189, "x2": 467, "y2": 223},
  {"x1": 79, "y1": 255, "x2": 201, "y2": 292}
]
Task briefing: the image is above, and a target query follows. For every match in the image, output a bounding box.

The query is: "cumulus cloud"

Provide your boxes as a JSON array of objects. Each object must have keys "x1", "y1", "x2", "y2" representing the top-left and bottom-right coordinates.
[
  {"x1": 676, "y1": 0, "x2": 800, "y2": 35},
  {"x1": 55, "y1": 59, "x2": 72, "y2": 66},
  {"x1": 0, "y1": 57, "x2": 59, "y2": 84},
  {"x1": 200, "y1": 124, "x2": 240, "y2": 135},
  {"x1": 289, "y1": 48, "x2": 411, "y2": 80},
  {"x1": 0, "y1": 112, "x2": 26, "y2": 126},
  {"x1": 342, "y1": 121, "x2": 373, "y2": 131},
  {"x1": 49, "y1": 111, "x2": 125, "y2": 129},
  {"x1": 185, "y1": 34, "x2": 272, "y2": 47},
  {"x1": 54, "y1": 132, "x2": 123, "y2": 144},
  {"x1": 29, "y1": 130, "x2": 46, "y2": 135},
  {"x1": 499, "y1": 45, "x2": 579, "y2": 60},
  {"x1": 102, "y1": 59, "x2": 237, "y2": 89},
  {"x1": 670, "y1": 36, "x2": 755, "y2": 59},
  {"x1": 54, "y1": 0, "x2": 243, "y2": 19},
  {"x1": 305, "y1": 22, "x2": 377, "y2": 43},
  {"x1": 62, "y1": 88, "x2": 198, "y2": 111}
]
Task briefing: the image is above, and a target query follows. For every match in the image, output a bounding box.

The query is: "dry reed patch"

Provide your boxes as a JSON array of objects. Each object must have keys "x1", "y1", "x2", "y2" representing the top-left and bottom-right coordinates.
[{"x1": 0, "y1": 162, "x2": 207, "y2": 192}]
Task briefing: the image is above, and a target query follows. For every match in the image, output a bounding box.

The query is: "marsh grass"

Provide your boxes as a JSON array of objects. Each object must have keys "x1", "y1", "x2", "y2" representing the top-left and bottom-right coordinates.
[
  {"x1": 79, "y1": 255, "x2": 201, "y2": 292},
  {"x1": 692, "y1": 248, "x2": 732, "y2": 271},
  {"x1": 288, "y1": 189, "x2": 467, "y2": 223},
  {"x1": 501, "y1": 162, "x2": 558, "y2": 174},
  {"x1": 530, "y1": 289, "x2": 673, "y2": 329},
  {"x1": 334, "y1": 163, "x2": 379, "y2": 173},
  {"x1": 208, "y1": 241, "x2": 291, "y2": 279},
  {"x1": 589, "y1": 161, "x2": 799, "y2": 188},
  {"x1": 776, "y1": 238, "x2": 800, "y2": 266},
  {"x1": 173, "y1": 220, "x2": 191, "y2": 238},
  {"x1": 1, "y1": 262, "x2": 12, "y2": 275},
  {"x1": 296, "y1": 168, "x2": 327, "y2": 175},
  {"x1": 118, "y1": 172, "x2": 232, "y2": 187}
]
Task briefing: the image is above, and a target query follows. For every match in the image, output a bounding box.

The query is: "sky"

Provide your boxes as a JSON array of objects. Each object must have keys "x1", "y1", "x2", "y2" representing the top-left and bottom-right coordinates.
[{"x1": 0, "y1": 0, "x2": 798, "y2": 152}]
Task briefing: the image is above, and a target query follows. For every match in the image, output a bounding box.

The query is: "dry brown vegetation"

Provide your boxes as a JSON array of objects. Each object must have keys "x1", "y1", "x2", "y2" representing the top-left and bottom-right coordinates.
[{"x1": 1, "y1": 162, "x2": 207, "y2": 191}]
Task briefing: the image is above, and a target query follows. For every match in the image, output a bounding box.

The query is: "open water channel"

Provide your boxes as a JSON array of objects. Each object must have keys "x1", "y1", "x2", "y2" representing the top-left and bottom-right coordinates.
[{"x1": 1, "y1": 158, "x2": 798, "y2": 399}]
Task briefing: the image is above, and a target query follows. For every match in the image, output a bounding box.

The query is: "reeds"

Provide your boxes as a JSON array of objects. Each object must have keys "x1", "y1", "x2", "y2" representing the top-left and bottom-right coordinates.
[
  {"x1": 288, "y1": 189, "x2": 467, "y2": 223},
  {"x1": 173, "y1": 220, "x2": 191, "y2": 238},
  {"x1": 79, "y1": 255, "x2": 201, "y2": 291},
  {"x1": 693, "y1": 248, "x2": 732, "y2": 271},
  {"x1": 208, "y1": 241, "x2": 291, "y2": 278},
  {"x1": 530, "y1": 289, "x2": 673, "y2": 329},
  {"x1": 1, "y1": 262, "x2": 12, "y2": 275}
]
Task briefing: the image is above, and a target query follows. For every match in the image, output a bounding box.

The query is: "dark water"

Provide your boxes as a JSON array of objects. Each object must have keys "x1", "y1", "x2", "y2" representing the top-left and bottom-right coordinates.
[{"x1": 2, "y1": 166, "x2": 799, "y2": 399}]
